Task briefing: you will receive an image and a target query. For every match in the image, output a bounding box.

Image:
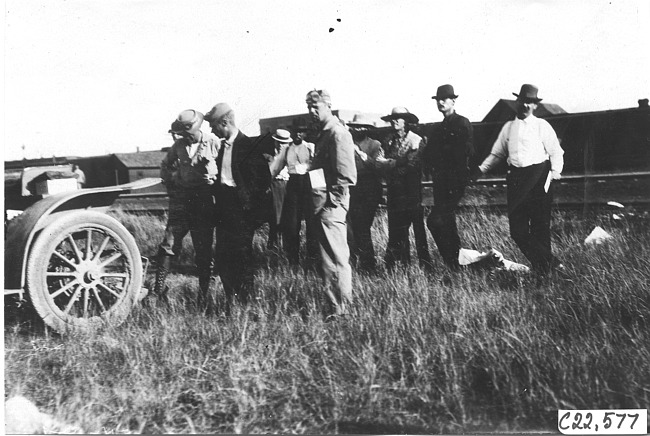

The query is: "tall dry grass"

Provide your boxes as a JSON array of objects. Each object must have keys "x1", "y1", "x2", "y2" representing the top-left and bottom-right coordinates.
[{"x1": 4, "y1": 207, "x2": 650, "y2": 433}]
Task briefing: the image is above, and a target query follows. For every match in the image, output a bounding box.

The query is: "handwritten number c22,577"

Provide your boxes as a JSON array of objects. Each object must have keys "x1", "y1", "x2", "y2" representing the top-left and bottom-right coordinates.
[{"x1": 559, "y1": 410, "x2": 645, "y2": 434}]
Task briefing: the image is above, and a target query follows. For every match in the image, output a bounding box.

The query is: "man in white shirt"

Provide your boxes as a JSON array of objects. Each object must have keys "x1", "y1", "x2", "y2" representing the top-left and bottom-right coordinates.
[
  {"x1": 476, "y1": 84, "x2": 564, "y2": 274},
  {"x1": 269, "y1": 127, "x2": 319, "y2": 267},
  {"x1": 205, "y1": 103, "x2": 274, "y2": 315}
]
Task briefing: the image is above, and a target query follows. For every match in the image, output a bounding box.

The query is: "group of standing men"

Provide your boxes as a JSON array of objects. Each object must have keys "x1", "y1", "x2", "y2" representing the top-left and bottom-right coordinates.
[
  {"x1": 156, "y1": 103, "x2": 274, "y2": 315},
  {"x1": 153, "y1": 83, "x2": 565, "y2": 319}
]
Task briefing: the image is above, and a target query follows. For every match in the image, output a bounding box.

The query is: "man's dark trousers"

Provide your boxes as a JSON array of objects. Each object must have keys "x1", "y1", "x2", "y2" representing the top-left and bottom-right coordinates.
[
  {"x1": 507, "y1": 161, "x2": 558, "y2": 273},
  {"x1": 347, "y1": 173, "x2": 382, "y2": 271},
  {"x1": 214, "y1": 185, "x2": 256, "y2": 311},
  {"x1": 281, "y1": 174, "x2": 318, "y2": 267},
  {"x1": 426, "y1": 181, "x2": 466, "y2": 269},
  {"x1": 158, "y1": 187, "x2": 215, "y2": 291},
  {"x1": 385, "y1": 206, "x2": 432, "y2": 271}
]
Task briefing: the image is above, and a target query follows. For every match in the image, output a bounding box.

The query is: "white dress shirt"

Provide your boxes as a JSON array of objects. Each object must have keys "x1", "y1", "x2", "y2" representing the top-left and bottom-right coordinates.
[
  {"x1": 480, "y1": 115, "x2": 564, "y2": 174},
  {"x1": 220, "y1": 130, "x2": 238, "y2": 187},
  {"x1": 270, "y1": 141, "x2": 314, "y2": 177}
]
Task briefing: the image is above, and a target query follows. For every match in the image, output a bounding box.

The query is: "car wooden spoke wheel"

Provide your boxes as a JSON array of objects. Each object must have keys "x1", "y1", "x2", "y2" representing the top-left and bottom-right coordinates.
[{"x1": 26, "y1": 211, "x2": 142, "y2": 333}]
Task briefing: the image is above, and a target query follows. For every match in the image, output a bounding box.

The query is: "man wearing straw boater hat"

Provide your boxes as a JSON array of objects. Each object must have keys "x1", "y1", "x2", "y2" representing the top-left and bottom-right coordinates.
[
  {"x1": 346, "y1": 113, "x2": 383, "y2": 273},
  {"x1": 421, "y1": 84, "x2": 474, "y2": 271},
  {"x1": 269, "y1": 123, "x2": 319, "y2": 267},
  {"x1": 376, "y1": 107, "x2": 433, "y2": 272},
  {"x1": 305, "y1": 89, "x2": 356, "y2": 320},
  {"x1": 476, "y1": 84, "x2": 565, "y2": 274},
  {"x1": 205, "y1": 102, "x2": 274, "y2": 314},
  {"x1": 265, "y1": 128, "x2": 292, "y2": 250},
  {"x1": 155, "y1": 109, "x2": 220, "y2": 312}
]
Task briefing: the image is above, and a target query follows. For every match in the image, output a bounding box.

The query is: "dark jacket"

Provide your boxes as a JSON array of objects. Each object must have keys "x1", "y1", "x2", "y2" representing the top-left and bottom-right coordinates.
[
  {"x1": 220, "y1": 131, "x2": 274, "y2": 223},
  {"x1": 378, "y1": 130, "x2": 424, "y2": 211},
  {"x1": 421, "y1": 112, "x2": 474, "y2": 188}
]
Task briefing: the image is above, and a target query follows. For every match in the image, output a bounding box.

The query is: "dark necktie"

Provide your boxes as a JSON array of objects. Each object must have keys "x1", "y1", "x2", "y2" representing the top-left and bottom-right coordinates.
[{"x1": 216, "y1": 139, "x2": 229, "y2": 184}]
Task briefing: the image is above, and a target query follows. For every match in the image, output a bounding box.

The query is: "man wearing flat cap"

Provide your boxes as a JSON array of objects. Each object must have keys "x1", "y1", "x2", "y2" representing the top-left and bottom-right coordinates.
[
  {"x1": 155, "y1": 109, "x2": 220, "y2": 312},
  {"x1": 305, "y1": 89, "x2": 357, "y2": 320},
  {"x1": 421, "y1": 84, "x2": 474, "y2": 271},
  {"x1": 376, "y1": 107, "x2": 433, "y2": 272},
  {"x1": 346, "y1": 114, "x2": 383, "y2": 273},
  {"x1": 476, "y1": 84, "x2": 565, "y2": 274},
  {"x1": 205, "y1": 102, "x2": 274, "y2": 314}
]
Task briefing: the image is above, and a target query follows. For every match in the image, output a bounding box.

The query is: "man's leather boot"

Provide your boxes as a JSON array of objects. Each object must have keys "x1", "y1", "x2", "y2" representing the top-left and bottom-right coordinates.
[{"x1": 154, "y1": 255, "x2": 172, "y2": 304}]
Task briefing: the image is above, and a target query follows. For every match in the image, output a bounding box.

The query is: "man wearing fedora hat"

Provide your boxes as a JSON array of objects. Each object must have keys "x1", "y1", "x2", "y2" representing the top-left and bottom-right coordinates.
[
  {"x1": 346, "y1": 114, "x2": 383, "y2": 272},
  {"x1": 269, "y1": 126, "x2": 319, "y2": 267},
  {"x1": 476, "y1": 84, "x2": 565, "y2": 274},
  {"x1": 421, "y1": 84, "x2": 474, "y2": 271},
  {"x1": 155, "y1": 109, "x2": 220, "y2": 312},
  {"x1": 205, "y1": 102, "x2": 275, "y2": 314},
  {"x1": 377, "y1": 107, "x2": 433, "y2": 272},
  {"x1": 305, "y1": 89, "x2": 356, "y2": 320}
]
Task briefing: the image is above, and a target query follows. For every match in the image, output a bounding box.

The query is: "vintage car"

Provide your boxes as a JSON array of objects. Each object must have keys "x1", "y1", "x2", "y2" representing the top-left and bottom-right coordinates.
[{"x1": 5, "y1": 164, "x2": 160, "y2": 333}]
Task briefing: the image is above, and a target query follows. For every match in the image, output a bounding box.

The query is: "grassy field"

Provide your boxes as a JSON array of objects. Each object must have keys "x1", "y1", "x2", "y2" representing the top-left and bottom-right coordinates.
[{"x1": 4, "y1": 207, "x2": 650, "y2": 434}]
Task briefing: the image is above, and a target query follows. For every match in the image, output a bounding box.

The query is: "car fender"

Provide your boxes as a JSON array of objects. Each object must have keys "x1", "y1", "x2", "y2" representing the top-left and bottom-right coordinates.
[{"x1": 4, "y1": 178, "x2": 161, "y2": 292}]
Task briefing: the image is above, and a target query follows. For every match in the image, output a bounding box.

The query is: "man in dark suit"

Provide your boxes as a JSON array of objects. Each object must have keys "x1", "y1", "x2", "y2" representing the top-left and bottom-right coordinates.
[
  {"x1": 376, "y1": 107, "x2": 433, "y2": 272},
  {"x1": 346, "y1": 114, "x2": 383, "y2": 273},
  {"x1": 205, "y1": 103, "x2": 274, "y2": 314},
  {"x1": 422, "y1": 84, "x2": 474, "y2": 271}
]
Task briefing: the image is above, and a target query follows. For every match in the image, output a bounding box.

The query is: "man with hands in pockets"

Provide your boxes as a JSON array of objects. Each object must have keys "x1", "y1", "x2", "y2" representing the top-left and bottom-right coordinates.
[{"x1": 305, "y1": 89, "x2": 357, "y2": 320}]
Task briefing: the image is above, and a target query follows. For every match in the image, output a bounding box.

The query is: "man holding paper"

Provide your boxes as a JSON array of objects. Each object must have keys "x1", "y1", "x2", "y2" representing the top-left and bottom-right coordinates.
[
  {"x1": 305, "y1": 89, "x2": 357, "y2": 320},
  {"x1": 269, "y1": 127, "x2": 319, "y2": 267},
  {"x1": 476, "y1": 84, "x2": 564, "y2": 274}
]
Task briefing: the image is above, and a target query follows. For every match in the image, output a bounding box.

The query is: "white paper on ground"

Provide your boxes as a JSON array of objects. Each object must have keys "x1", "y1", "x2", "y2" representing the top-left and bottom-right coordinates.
[
  {"x1": 458, "y1": 248, "x2": 485, "y2": 265},
  {"x1": 500, "y1": 259, "x2": 530, "y2": 272},
  {"x1": 308, "y1": 168, "x2": 326, "y2": 189},
  {"x1": 584, "y1": 226, "x2": 613, "y2": 245},
  {"x1": 458, "y1": 247, "x2": 530, "y2": 272}
]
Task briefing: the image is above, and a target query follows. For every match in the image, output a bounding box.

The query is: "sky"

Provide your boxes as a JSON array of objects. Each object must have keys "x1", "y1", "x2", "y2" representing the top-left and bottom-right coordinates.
[{"x1": 2, "y1": 0, "x2": 649, "y2": 161}]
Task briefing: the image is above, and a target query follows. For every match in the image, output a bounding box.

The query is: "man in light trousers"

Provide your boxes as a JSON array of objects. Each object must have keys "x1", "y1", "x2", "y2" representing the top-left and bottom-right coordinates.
[{"x1": 305, "y1": 89, "x2": 357, "y2": 320}]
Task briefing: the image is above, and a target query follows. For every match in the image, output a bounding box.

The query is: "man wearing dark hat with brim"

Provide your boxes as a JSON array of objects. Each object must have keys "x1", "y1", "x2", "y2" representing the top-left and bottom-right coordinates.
[
  {"x1": 305, "y1": 89, "x2": 357, "y2": 320},
  {"x1": 476, "y1": 84, "x2": 565, "y2": 274},
  {"x1": 376, "y1": 107, "x2": 433, "y2": 272},
  {"x1": 421, "y1": 84, "x2": 474, "y2": 271},
  {"x1": 205, "y1": 102, "x2": 275, "y2": 314},
  {"x1": 155, "y1": 109, "x2": 221, "y2": 313},
  {"x1": 346, "y1": 114, "x2": 383, "y2": 273}
]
